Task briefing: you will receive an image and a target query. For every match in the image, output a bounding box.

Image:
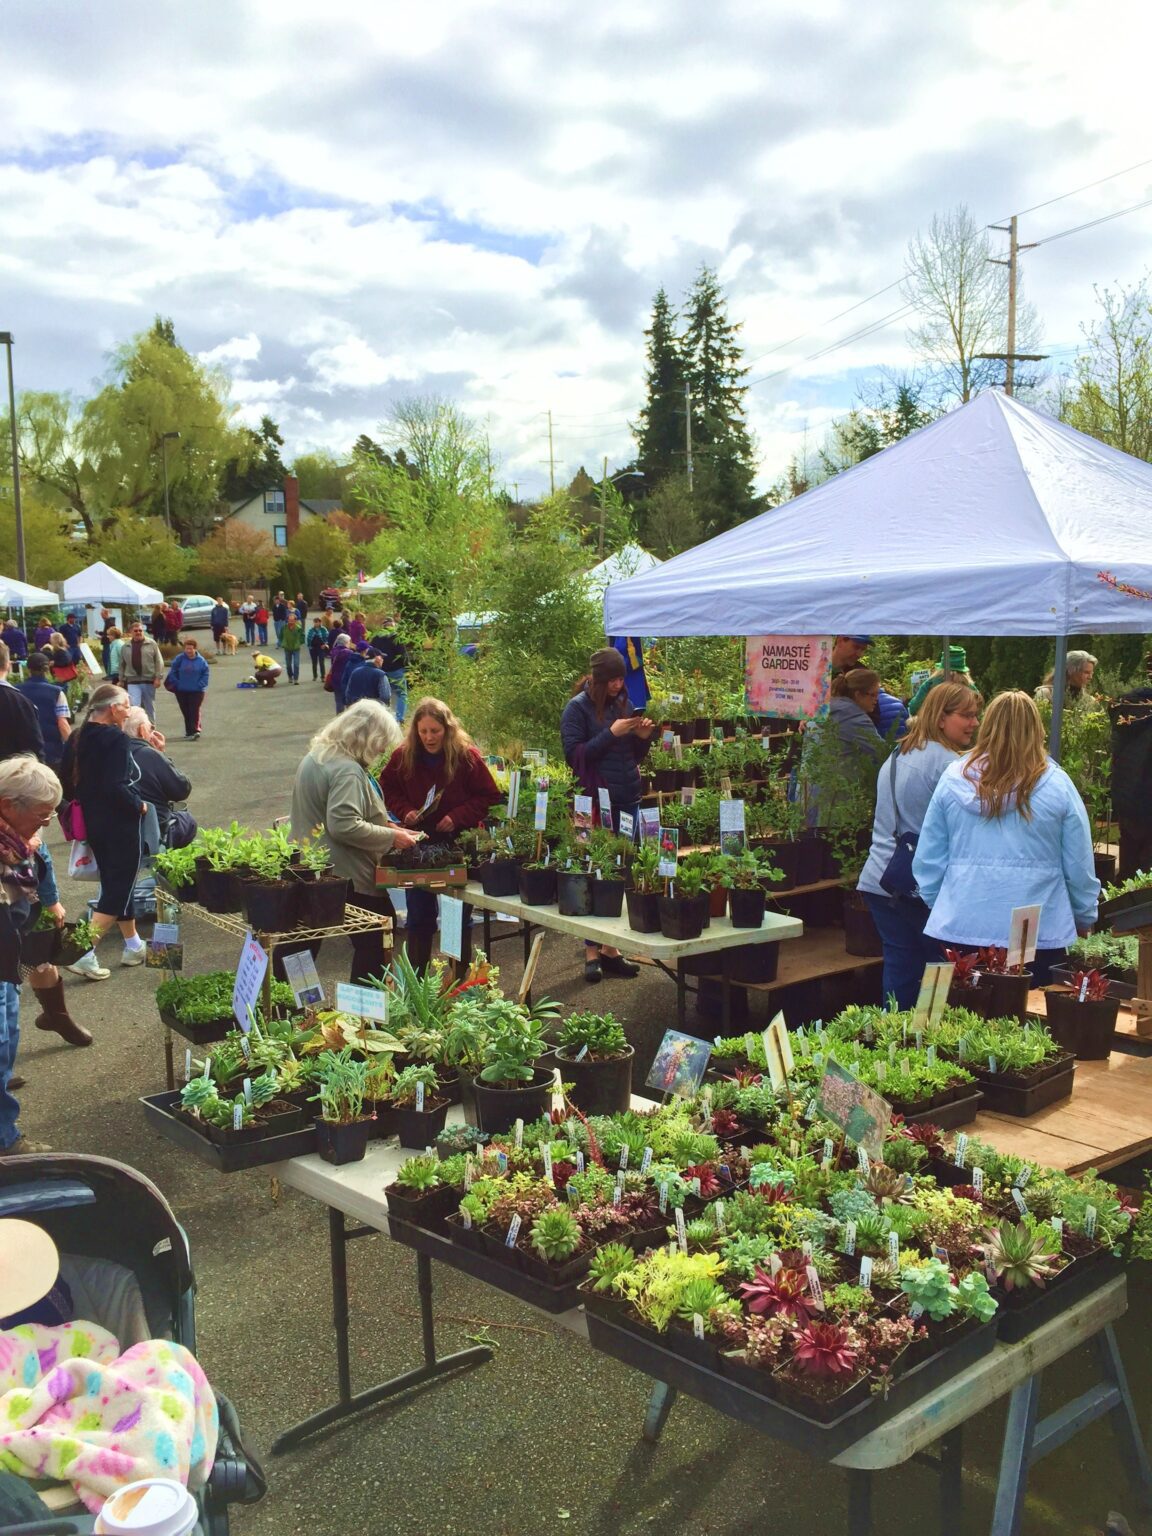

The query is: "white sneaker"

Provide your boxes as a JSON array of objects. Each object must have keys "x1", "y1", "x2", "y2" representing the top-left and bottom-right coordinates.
[
  {"x1": 120, "y1": 944, "x2": 147, "y2": 967},
  {"x1": 68, "y1": 951, "x2": 111, "y2": 981}
]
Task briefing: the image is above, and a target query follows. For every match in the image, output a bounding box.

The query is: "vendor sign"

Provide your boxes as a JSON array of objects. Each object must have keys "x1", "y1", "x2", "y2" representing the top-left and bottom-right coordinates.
[{"x1": 744, "y1": 635, "x2": 832, "y2": 719}]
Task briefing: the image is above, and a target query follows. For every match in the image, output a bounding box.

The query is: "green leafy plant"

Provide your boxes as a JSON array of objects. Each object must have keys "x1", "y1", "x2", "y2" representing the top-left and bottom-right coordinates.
[
  {"x1": 152, "y1": 844, "x2": 198, "y2": 889},
  {"x1": 955, "y1": 1271, "x2": 998, "y2": 1322},
  {"x1": 311, "y1": 1048, "x2": 368, "y2": 1123},
  {"x1": 900, "y1": 1257, "x2": 956, "y2": 1321},
  {"x1": 530, "y1": 1205, "x2": 582, "y2": 1262},
  {"x1": 981, "y1": 1219, "x2": 1062, "y2": 1291},
  {"x1": 556, "y1": 1010, "x2": 629, "y2": 1060},
  {"x1": 394, "y1": 1154, "x2": 441, "y2": 1192},
  {"x1": 390, "y1": 1063, "x2": 441, "y2": 1108},
  {"x1": 628, "y1": 841, "x2": 663, "y2": 894},
  {"x1": 587, "y1": 1241, "x2": 636, "y2": 1292}
]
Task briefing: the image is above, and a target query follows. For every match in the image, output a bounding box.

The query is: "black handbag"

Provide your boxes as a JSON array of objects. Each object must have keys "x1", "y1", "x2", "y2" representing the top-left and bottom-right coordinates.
[{"x1": 879, "y1": 751, "x2": 919, "y2": 897}]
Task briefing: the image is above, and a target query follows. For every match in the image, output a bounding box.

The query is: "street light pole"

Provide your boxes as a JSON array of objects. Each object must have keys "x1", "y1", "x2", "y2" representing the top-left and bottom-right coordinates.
[
  {"x1": 160, "y1": 430, "x2": 180, "y2": 534},
  {"x1": 0, "y1": 333, "x2": 26, "y2": 581}
]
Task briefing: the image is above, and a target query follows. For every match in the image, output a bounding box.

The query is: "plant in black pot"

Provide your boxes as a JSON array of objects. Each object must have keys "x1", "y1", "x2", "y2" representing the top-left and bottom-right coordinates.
[
  {"x1": 555, "y1": 836, "x2": 593, "y2": 916},
  {"x1": 553, "y1": 1009, "x2": 634, "y2": 1115},
  {"x1": 192, "y1": 822, "x2": 249, "y2": 913},
  {"x1": 311, "y1": 1048, "x2": 373, "y2": 1164},
  {"x1": 586, "y1": 827, "x2": 631, "y2": 917},
  {"x1": 235, "y1": 826, "x2": 302, "y2": 934},
  {"x1": 657, "y1": 861, "x2": 709, "y2": 941},
  {"x1": 1043, "y1": 969, "x2": 1120, "y2": 1060},
  {"x1": 152, "y1": 843, "x2": 198, "y2": 899},
  {"x1": 626, "y1": 842, "x2": 663, "y2": 933},
  {"x1": 293, "y1": 830, "x2": 349, "y2": 928},
  {"x1": 975, "y1": 945, "x2": 1032, "y2": 1023},
  {"x1": 473, "y1": 998, "x2": 554, "y2": 1133},
  {"x1": 720, "y1": 849, "x2": 783, "y2": 928},
  {"x1": 435, "y1": 1122, "x2": 488, "y2": 1160},
  {"x1": 21, "y1": 905, "x2": 64, "y2": 968},
  {"x1": 516, "y1": 823, "x2": 558, "y2": 906},
  {"x1": 364, "y1": 1053, "x2": 399, "y2": 1136},
  {"x1": 390, "y1": 1062, "x2": 451, "y2": 1148}
]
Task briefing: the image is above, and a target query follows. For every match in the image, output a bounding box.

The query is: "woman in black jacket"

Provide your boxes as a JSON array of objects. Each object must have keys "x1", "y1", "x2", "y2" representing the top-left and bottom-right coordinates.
[
  {"x1": 560, "y1": 647, "x2": 656, "y2": 982},
  {"x1": 61, "y1": 684, "x2": 149, "y2": 980}
]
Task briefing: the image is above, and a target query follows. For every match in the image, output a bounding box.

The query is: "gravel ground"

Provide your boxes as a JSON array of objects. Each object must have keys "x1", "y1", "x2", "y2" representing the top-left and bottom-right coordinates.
[{"x1": 16, "y1": 633, "x2": 1150, "y2": 1536}]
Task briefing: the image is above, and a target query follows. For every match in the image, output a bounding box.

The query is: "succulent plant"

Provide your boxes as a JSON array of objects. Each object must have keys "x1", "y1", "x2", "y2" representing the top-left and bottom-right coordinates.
[
  {"x1": 900, "y1": 1257, "x2": 956, "y2": 1321},
  {"x1": 530, "y1": 1205, "x2": 582, "y2": 1262},
  {"x1": 394, "y1": 1154, "x2": 441, "y2": 1192},
  {"x1": 587, "y1": 1242, "x2": 636, "y2": 1293},
  {"x1": 860, "y1": 1162, "x2": 913, "y2": 1205},
  {"x1": 739, "y1": 1265, "x2": 812, "y2": 1324},
  {"x1": 956, "y1": 1271, "x2": 998, "y2": 1322},
  {"x1": 981, "y1": 1219, "x2": 1061, "y2": 1291},
  {"x1": 791, "y1": 1321, "x2": 860, "y2": 1379}
]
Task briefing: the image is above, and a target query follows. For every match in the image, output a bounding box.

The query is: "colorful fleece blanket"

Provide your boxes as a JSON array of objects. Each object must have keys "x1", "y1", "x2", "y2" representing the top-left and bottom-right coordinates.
[{"x1": 0, "y1": 1322, "x2": 217, "y2": 1513}]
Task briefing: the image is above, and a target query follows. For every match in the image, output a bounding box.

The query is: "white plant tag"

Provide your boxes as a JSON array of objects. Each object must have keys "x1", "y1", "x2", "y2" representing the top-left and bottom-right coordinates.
[
  {"x1": 658, "y1": 1184, "x2": 669, "y2": 1214},
  {"x1": 514, "y1": 1118, "x2": 524, "y2": 1148},
  {"x1": 674, "y1": 1206, "x2": 687, "y2": 1253},
  {"x1": 1014, "y1": 1165, "x2": 1032, "y2": 1189},
  {"x1": 184, "y1": 1048, "x2": 193, "y2": 1083},
  {"x1": 576, "y1": 1150, "x2": 585, "y2": 1174},
  {"x1": 844, "y1": 1221, "x2": 857, "y2": 1256},
  {"x1": 954, "y1": 1133, "x2": 969, "y2": 1168},
  {"x1": 857, "y1": 1145, "x2": 871, "y2": 1176},
  {"x1": 805, "y1": 1266, "x2": 825, "y2": 1311},
  {"x1": 888, "y1": 1231, "x2": 900, "y2": 1267},
  {"x1": 1085, "y1": 1204, "x2": 1098, "y2": 1239},
  {"x1": 693, "y1": 1313, "x2": 706, "y2": 1340},
  {"x1": 823, "y1": 1137, "x2": 834, "y2": 1163},
  {"x1": 713, "y1": 1200, "x2": 726, "y2": 1233},
  {"x1": 462, "y1": 1206, "x2": 473, "y2": 1229},
  {"x1": 542, "y1": 1144, "x2": 554, "y2": 1185},
  {"x1": 232, "y1": 1103, "x2": 243, "y2": 1131},
  {"x1": 505, "y1": 1214, "x2": 522, "y2": 1248},
  {"x1": 1011, "y1": 1188, "x2": 1029, "y2": 1216},
  {"x1": 619, "y1": 1145, "x2": 629, "y2": 1171},
  {"x1": 612, "y1": 1184, "x2": 622, "y2": 1207},
  {"x1": 859, "y1": 1255, "x2": 873, "y2": 1290},
  {"x1": 801, "y1": 1239, "x2": 814, "y2": 1260},
  {"x1": 242, "y1": 1076, "x2": 252, "y2": 1104},
  {"x1": 909, "y1": 1302, "x2": 925, "y2": 1320},
  {"x1": 1052, "y1": 1215, "x2": 1064, "y2": 1237},
  {"x1": 415, "y1": 1081, "x2": 425, "y2": 1112},
  {"x1": 240, "y1": 1035, "x2": 251, "y2": 1061},
  {"x1": 973, "y1": 1166, "x2": 985, "y2": 1196},
  {"x1": 769, "y1": 1251, "x2": 782, "y2": 1276},
  {"x1": 575, "y1": 1044, "x2": 589, "y2": 1062},
  {"x1": 464, "y1": 1156, "x2": 474, "y2": 1189},
  {"x1": 640, "y1": 1147, "x2": 653, "y2": 1174}
]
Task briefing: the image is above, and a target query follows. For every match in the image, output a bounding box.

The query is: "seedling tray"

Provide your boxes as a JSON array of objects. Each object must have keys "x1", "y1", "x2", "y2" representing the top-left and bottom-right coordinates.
[
  {"x1": 158, "y1": 1006, "x2": 235, "y2": 1046},
  {"x1": 376, "y1": 864, "x2": 469, "y2": 890},
  {"x1": 582, "y1": 1296, "x2": 998, "y2": 1458},
  {"x1": 387, "y1": 1210, "x2": 584, "y2": 1313},
  {"x1": 1099, "y1": 889, "x2": 1152, "y2": 931},
  {"x1": 902, "y1": 1090, "x2": 982, "y2": 1131},
  {"x1": 970, "y1": 1061, "x2": 1075, "y2": 1116},
  {"x1": 996, "y1": 1252, "x2": 1123, "y2": 1343},
  {"x1": 140, "y1": 1090, "x2": 318, "y2": 1171}
]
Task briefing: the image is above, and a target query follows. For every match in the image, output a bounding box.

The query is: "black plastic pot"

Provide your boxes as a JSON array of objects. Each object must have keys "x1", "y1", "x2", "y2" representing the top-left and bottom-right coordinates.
[
  {"x1": 457, "y1": 1069, "x2": 479, "y2": 1127},
  {"x1": 297, "y1": 873, "x2": 350, "y2": 928},
  {"x1": 473, "y1": 1067, "x2": 553, "y2": 1134},
  {"x1": 557, "y1": 870, "x2": 593, "y2": 916},
  {"x1": 842, "y1": 893, "x2": 883, "y2": 957},
  {"x1": 591, "y1": 878, "x2": 626, "y2": 918},
  {"x1": 654, "y1": 767, "x2": 679, "y2": 792},
  {"x1": 315, "y1": 1117, "x2": 373, "y2": 1165},
  {"x1": 20, "y1": 925, "x2": 61, "y2": 968},
  {"x1": 1093, "y1": 851, "x2": 1118, "y2": 885},
  {"x1": 553, "y1": 1044, "x2": 634, "y2": 1115},
  {"x1": 479, "y1": 859, "x2": 520, "y2": 898},
  {"x1": 197, "y1": 865, "x2": 242, "y2": 914},
  {"x1": 395, "y1": 1097, "x2": 451, "y2": 1149},
  {"x1": 795, "y1": 833, "x2": 826, "y2": 887},
  {"x1": 1043, "y1": 989, "x2": 1119, "y2": 1060},
  {"x1": 518, "y1": 866, "x2": 558, "y2": 906},
  {"x1": 726, "y1": 940, "x2": 780, "y2": 985},
  {"x1": 626, "y1": 888, "x2": 661, "y2": 933},
  {"x1": 658, "y1": 893, "x2": 707, "y2": 941},
  {"x1": 757, "y1": 840, "x2": 802, "y2": 890},
  {"x1": 979, "y1": 970, "x2": 1032, "y2": 1024},
  {"x1": 236, "y1": 877, "x2": 300, "y2": 934},
  {"x1": 728, "y1": 887, "x2": 767, "y2": 928}
]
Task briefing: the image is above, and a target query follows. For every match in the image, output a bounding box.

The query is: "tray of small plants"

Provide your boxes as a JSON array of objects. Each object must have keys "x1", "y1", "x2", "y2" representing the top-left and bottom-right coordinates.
[
  {"x1": 155, "y1": 971, "x2": 300, "y2": 1044},
  {"x1": 376, "y1": 840, "x2": 469, "y2": 889}
]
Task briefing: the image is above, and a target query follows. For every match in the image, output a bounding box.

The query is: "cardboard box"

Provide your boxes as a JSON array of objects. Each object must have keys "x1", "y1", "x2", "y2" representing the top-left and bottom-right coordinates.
[{"x1": 375, "y1": 864, "x2": 470, "y2": 890}]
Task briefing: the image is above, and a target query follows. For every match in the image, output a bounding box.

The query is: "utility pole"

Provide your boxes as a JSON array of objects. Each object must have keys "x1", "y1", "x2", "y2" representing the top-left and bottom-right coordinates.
[
  {"x1": 684, "y1": 385, "x2": 694, "y2": 495},
  {"x1": 984, "y1": 215, "x2": 1043, "y2": 396},
  {"x1": 0, "y1": 333, "x2": 26, "y2": 581},
  {"x1": 547, "y1": 410, "x2": 555, "y2": 498}
]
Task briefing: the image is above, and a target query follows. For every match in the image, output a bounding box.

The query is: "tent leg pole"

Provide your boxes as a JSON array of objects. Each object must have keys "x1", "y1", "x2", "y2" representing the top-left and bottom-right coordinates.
[
  {"x1": 941, "y1": 635, "x2": 950, "y2": 681},
  {"x1": 1048, "y1": 636, "x2": 1068, "y2": 761}
]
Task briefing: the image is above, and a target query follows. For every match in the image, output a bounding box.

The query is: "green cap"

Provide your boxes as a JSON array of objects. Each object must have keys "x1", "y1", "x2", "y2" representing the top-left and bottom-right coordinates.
[{"x1": 941, "y1": 645, "x2": 967, "y2": 671}]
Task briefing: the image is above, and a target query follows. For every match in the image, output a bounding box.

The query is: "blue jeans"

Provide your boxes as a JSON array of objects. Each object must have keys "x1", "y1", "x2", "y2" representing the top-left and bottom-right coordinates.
[
  {"x1": 243, "y1": 616, "x2": 255, "y2": 644},
  {"x1": 258, "y1": 623, "x2": 268, "y2": 644},
  {"x1": 386, "y1": 670, "x2": 407, "y2": 722},
  {"x1": 863, "y1": 893, "x2": 944, "y2": 1011},
  {"x1": 127, "y1": 680, "x2": 157, "y2": 723},
  {"x1": 274, "y1": 620, "x2": 286, "y2": 646},
  {"x1": 0, "y1": 980, "x2": 21, "y2": 1150},
  {"x1": 285, "y1": 649, "x2": 299, "y2": 682}
]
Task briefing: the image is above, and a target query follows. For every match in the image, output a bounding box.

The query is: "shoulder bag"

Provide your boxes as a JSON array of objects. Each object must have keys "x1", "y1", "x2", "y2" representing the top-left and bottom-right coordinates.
[{"x1": 878, "y1": 751, "x2": 920, "y2": 898}]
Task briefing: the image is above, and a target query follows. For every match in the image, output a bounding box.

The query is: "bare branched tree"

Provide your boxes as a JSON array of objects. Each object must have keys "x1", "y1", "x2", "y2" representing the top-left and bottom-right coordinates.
[{"x1": 1060, "y1": 278, "x2": 1152, "y2": 462}]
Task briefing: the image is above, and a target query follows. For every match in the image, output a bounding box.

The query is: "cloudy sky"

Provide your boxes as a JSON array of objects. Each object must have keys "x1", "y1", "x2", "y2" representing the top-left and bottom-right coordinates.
[{"x1": 4, "y1": 0, "x2": 1151, "y2": 498}]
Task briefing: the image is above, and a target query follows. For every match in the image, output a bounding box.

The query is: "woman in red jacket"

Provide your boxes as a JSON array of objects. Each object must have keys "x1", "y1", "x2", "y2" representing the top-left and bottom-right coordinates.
[{"x1": 379, "y1": 697, "x2": 501, "y2": 972}]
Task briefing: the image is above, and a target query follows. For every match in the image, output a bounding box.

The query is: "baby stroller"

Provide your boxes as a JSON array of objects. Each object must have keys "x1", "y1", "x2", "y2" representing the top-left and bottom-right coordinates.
[{"x1": 0, "y1": 1153, "x2": 266, "y2": 1535}]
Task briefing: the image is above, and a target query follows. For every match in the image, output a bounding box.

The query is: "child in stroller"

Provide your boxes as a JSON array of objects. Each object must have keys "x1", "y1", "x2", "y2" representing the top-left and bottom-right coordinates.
[{"x1": 0, "y1": 1153, "x2": 265, "y2": 1534}]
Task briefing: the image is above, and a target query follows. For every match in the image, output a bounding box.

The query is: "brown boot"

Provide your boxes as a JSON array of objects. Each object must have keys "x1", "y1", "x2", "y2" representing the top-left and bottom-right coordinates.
[{"x1": 33, "y1": 980, "x2": 93, "y2": 1047}]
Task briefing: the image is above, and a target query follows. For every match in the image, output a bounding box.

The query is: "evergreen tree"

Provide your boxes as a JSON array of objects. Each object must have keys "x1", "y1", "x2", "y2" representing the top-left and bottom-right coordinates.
[
  {"x1": 680, "y1": 265, "x2": 760, "y2": 535},
  {"x1": 633, "y1": 288, "x2": 687, "y2": 490},
  {"x1": 221, "y1": 416, "x2": 287, "y2": 500}
]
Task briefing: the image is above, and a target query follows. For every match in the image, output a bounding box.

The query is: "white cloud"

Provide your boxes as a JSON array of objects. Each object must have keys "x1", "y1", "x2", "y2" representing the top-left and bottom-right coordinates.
[{"x1": 3, "y1": 0, "x2": 1151, "y2": 494}]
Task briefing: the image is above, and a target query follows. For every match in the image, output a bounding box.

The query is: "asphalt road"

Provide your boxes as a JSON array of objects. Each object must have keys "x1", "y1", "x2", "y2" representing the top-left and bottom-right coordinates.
[{"x1": 19, "y1": 632, "x2": 1150, "y2": 1536}]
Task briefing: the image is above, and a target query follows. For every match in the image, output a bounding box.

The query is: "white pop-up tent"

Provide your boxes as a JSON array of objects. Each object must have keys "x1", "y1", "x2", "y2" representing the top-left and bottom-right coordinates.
[
  {"x1": 583, "y1": 542, "x2": 662, "y2": 598},
  {"x1": 62, "y1": 562, "x2": 163, "y2": 608},
  {"x1": 603, "y1": 393, "x2": 1152, "y2": 640},
  {"x1": 0, "y1": 576, "x2": 59, "y2": 608}
]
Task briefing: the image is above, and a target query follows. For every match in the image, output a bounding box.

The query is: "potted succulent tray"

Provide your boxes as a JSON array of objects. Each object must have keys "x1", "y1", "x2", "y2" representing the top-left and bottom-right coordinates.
[
  {"x1": 580, "y1": 1287, "x2": 998, "y2": 1458},
  {"x1": 897, "y1": 1090, "x2": 982, "y2": 1132},
  {"x1": 988, "y1": 1219, "x2": 1125, "y2": 1343},
  {"x1": 140, "y1": 1089, "x2": 318, "y2": 1172},
  {"x1": 969, "y1": 1051, "x2": 1076, "y2": 1117},
  {"x1": 377, "y1": 840, "x2": 469, "y2": 889}
]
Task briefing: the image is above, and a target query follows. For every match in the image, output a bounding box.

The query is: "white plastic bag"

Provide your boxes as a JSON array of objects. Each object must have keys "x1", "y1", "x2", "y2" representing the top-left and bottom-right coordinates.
[{"x1": 68, "y1": 839, "x2": 100, "y2": 881}]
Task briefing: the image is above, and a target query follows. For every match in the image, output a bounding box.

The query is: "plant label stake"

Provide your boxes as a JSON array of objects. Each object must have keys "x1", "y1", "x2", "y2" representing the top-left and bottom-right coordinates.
[
  {"x1": 805, "y1": 1266, "x2": 825, "y2": 1312},
  {"x1": 240, "y1": 1035, "x2": 251, "y2": 1062},
  {"x1": 412, "y1": 1079, "x2": 425, "y2": 1112},
  {"x1": 1011, "y1": 1188, "x2": 1029, "y2": 1216},
  {"x1": 1008, "y1": 903, "x2": 1042, "y2": 971},
  {"x1": 519, "y1": 931, "x2": 546, "y2": 1007},
  {"x1": 513, "y1": 1118, "x2": 524, "y2": 1149},
  {"x1": 658, "y1": 1183, "x2": 668, "y2": 1214},
  {"x1": 612, "y1": 1181, "x2": 622, "y2": 1207},
  {"x1": 575, "y1": 1043, "x2": 589, "y2": 1062},
  {"x1": 973, "y1": 1166, "x2": 984, "y2": 1196},
  {"x1": 242, "y1": 1077, "x2": 252, "y2": 1104},
  {"x1": 232, "y1": 1103, "x2": 243, "y2": 1131},
  {"x1": 692, "y1": 1313, "x2": 705, "y2": 1341},
  {"x1": 1014, "y1": 1165, "x2": 1032, "y2": 1189},
  {"x1": 462, "y1": 1207, "x2": 472, "y2": 1230},
  {"x1": 1085, "y1": 1204, "x2": 1098, "y2": 1239},
  {"x1": 497, "y1": 1151, "x2": 508, "y2": 1172},
  {"x1": 888, "y1": 1231, "x2": 900, "y2": 1267},
  {"x1": 859, "y1": 1256, "x2": 873, "y2": 1290},
  {"x1": 857, "y1": 1145, "x2": 871, "y2": 1176},
  {"x1": 1078, "y1": 974, "x2": 1090, "y2": 1001},
  {"x1": 954, "y1": 1133, "x2": 969, "y2": 1169},
  {"x1": 548, "y1": 1064, "x2": 564, "y2": 1117},
  {"x1": 640, "y1": 1146, "x2": 652, "y2": 1174},
  {"x1": 505, "y1": 1214, "x2": 522, "y2": 1248},
  {"x1": 464, "y1": 1156, "x2": 474, "y2": 1189},
  {"x1": 576, "y1": 1150, "x2": 585, "y2": 1174},
  {"x1": 713, "y1": 1200, "x2": 725, "y2": 1234},
  {"x1": 769, "y1": 1251, "x2": 782, "y2": 1276},
  {"x1": 184, "y1": 1048, "x2": 193, "y2": 1084},
  {"x1": 844, "y1": 1221, "x2": 857, "y2": 1256},
  {"x1": 801, "y1": 1239, "x2": 813, "y2": 1260},
  {"x1": 933, "y1": 1245, "x2": 950, "y2": 1266},
  {"x1": 674, "y1": 1206, "x2": 687, "y2": 1254},
  {"x1": 1052, "y1": 1215, "x2": 1064, "y2": 1237},
  {"x1": 618, "y1": 1145, "x2": 629, "y2": 1171}
]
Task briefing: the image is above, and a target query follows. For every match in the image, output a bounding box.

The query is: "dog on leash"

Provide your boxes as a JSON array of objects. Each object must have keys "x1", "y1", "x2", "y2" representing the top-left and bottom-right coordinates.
[{"x1": 217, "y1": 630, "x2": 239, "y2": 656}]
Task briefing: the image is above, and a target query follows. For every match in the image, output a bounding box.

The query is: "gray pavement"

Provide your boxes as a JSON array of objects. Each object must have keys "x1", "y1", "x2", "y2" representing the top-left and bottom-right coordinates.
[{"x1": 16, "y1": 630, "x2": 1151, "y2": 1536}]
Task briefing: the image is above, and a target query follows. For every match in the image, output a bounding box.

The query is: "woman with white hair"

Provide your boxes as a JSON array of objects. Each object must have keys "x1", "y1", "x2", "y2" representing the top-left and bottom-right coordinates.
[
  {"x1": 290, "y1": 700, "x2": 419, "y2": 982},
  {"x1": 122, "y1": 706, "x2": 195, "y2": 848},
  {"x1": 1034, "y1": 650, "x2": 1099, "y2": 711},
  {"x1": 0, "y1": 755, "x2": 91, "y2": 1156}
]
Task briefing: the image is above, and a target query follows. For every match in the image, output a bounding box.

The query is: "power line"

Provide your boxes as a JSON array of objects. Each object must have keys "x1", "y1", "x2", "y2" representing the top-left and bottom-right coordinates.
[
  {"x1": 1031, "y1": 194, "x2": 1152, "y2": 247},
  {"x1": 995, "y1": 156, "x2": 1152, "y2": 223}
]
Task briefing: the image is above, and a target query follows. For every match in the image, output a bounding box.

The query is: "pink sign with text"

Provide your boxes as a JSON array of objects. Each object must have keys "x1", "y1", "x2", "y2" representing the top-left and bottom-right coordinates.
[{"x1": 744, "y1": 635, "x2": 833, "y2": 719}]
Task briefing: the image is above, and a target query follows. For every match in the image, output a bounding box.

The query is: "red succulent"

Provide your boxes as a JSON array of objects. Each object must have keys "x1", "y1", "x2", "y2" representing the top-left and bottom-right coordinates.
[
  {"x1": 711, "y1": 1108, "x2": 743, "y2": 1139},
  {"x1": 791, "y1": 1321, "x2": 860, "y2": 1379},
  {"x1": 739, "y1": 1265, "x2": 811, "y2": 1324},
  {"x1": 1068, "y1": 969, "x2": 1111, "y2": 1002},
  {"x1": 682, "y1": 1163, "x2": 722, "y2": 1197}
]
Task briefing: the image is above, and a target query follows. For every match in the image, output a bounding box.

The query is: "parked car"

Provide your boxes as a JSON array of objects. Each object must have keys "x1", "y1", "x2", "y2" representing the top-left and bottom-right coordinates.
[{"x1": 165, "y1": 594, "x2": 218, "y2": 630}]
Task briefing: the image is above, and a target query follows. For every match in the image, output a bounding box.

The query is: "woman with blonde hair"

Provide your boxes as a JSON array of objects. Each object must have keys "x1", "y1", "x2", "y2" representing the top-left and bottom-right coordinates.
[
  {"x1": 291, "y1": 701, "x2": 419, "y2": 982},
  {"x1": 858, "y1": 682, "x2": 982, "y2": 1008},
  {"x1": 913, "y1": 690, "x2": 1099, "y2": 984},
  {"x1": 379, "y1": 697, "x2": 501, "y2": 971}
]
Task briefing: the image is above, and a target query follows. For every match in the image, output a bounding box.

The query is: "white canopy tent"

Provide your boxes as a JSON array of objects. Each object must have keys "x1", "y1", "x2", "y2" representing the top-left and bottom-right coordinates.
[
  {"x1": 356, "y1": 570, "x2": 395, "y2": 594},
  {"x1": 0, "y1": 576, "x2": 59, "y2": 608},
  {"x1": 603, "y1": 393, "x2": 1152, "y2": 639},
  {"x1": 62, "y1": 562, "x2": 162, "y2": 608},
  {"x1": 583, "y1": 542, "x2": 662, "y2": 599}
]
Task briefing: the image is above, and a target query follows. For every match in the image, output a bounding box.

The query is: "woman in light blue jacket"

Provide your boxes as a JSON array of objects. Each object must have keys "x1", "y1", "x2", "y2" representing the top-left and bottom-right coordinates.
[
  {"x1": 913, "y1": 691, "x2": 1099, "y2": 984},
  {"x1": 858, "y1": 681, "x2": 981, "y2": 1008}
]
